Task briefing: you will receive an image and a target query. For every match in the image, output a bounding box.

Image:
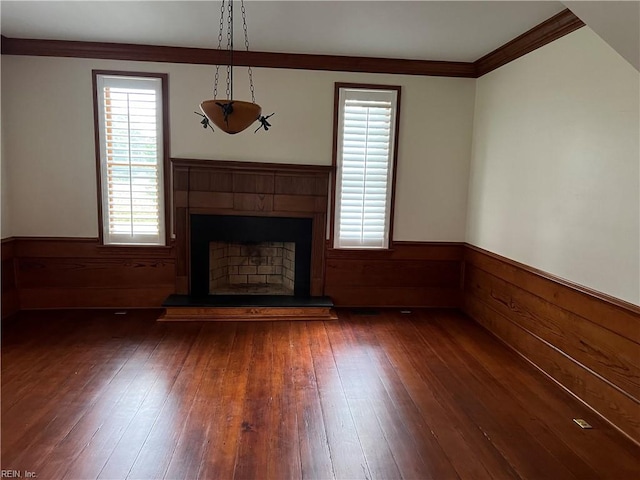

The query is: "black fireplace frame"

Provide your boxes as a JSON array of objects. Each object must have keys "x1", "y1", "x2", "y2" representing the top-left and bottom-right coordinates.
[{"x1": 190, "y1": 214, "x2": 313, "y2": 297}]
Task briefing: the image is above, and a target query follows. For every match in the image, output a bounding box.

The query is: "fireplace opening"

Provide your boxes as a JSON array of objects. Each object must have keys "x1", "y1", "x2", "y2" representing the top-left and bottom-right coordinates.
[
  {"x1": 190, "y1": 214, "x2": 312, "y2": 297},
  {"x1": 209, "y1": 241, "x2": 295, "y2": 295}
]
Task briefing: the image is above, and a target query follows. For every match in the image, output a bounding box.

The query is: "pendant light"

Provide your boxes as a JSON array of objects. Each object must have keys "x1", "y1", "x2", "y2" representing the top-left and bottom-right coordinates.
[{"x1": 196, "y1": 0, "x2": 274, "y2": 134}]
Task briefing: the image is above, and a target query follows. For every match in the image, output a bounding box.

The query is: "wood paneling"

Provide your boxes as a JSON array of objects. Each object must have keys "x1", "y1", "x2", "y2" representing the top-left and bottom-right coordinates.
[
  {"x1": 463, "y1": 245, "x2": 640, "y2": 444},
  {"x1": 273, "y1": 194, "x2": 327, "y2": 213},
  {"x1": 324, "y1": 242, "x2": 464, "y2": 307},
  {"x1": 474, "y1": 9, "x2": 585, "y2": 76},
  {"x1": 232, "y1": 193, "x2": 274, "y2": 212},
  {"x1": 465, "y1": 246, "x2": 639, "y2": 343},
  {"x1": 6, "y1": 237, "x2": 175, "y2": 310},
  {"x1": 232, "y1": 172, "x2": 275, "y2": 193},
  {"x1": 19, "y1": 286, "x2": 175, "y2": 310},
  {"x1": 18, "y1": 258, "x2": 174, "y2": 289},
  {"x1": 181, "y1": 191, "x2": 234, "y2": 210},
  {"x1": 328, "y1": 287, "x2": 461, "y2": 308},
  {"x1": 172, "y1": 158, "x2": 332, "y2": 297},
  {"x1": 328, "y1": 260, "x2": 460, "y2": 288},
  {"x1": 2, "y1": 238, "x2": 19, "y2": 319},
  {"x1": 275, "y1": 175, "x2": 329, "y2": 196}
]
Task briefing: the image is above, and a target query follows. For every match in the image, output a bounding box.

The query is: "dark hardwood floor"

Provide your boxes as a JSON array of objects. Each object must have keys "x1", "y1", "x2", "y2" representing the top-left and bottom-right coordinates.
[{"x1": 1, "y1": 309, "x2": 638, "y2": 479}]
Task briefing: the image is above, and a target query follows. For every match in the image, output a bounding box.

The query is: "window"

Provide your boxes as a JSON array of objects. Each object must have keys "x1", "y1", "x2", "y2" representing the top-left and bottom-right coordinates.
[
  {"x1": 332, "y1": 83, "x2": 401, "y2": 249},
  {"x1": 93, "y1": 71, "x2": 169, "y2": 245}
]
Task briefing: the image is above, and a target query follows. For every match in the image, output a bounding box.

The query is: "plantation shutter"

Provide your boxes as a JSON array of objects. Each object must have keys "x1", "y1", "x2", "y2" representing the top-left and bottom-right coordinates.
[
  {"x1": 334, "y1": 88, "x2": 398, "y2": 248},
  {"x1": 96, "y1": 75, "x2": 165, "y2": 245}
]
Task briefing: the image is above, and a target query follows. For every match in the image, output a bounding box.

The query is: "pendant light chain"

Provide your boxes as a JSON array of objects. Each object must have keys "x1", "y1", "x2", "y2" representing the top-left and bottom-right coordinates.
[
  {"x1": 213, "y1": 0, "x2": 226, "y2": 98},
  {"x1": 226, "y1": 0, "x2": 233, "y2": 100},
  {"x1": 241, "y1": 0, "x2": 256, "y2": 103}
]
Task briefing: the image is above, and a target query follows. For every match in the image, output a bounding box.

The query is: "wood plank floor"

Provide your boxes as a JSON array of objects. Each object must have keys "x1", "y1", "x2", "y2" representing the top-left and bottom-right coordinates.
[{"x1": 2, "y1": 309, "x2": 638, "y2": 480}]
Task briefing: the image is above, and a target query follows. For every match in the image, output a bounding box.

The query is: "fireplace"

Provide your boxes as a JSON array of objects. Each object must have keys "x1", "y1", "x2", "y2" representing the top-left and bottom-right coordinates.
[
  {"x1": 171, "y1": 158, "x2": 332, "y2": 299},
  {"x1": 164, "y1": 159, "x2": 335, "y2": 320},
  {"x1": 190, "y1": 214, "x2": 312, "y2": 297}
]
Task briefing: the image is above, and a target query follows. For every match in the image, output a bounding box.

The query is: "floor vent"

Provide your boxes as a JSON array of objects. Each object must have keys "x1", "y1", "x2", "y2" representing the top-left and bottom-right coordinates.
[
  {"x1": 573, "y1": 418, "x2": 593, "y2": 429},
  {"x1": 351, "y1": 308, "x2": 380, "y2": 316}
]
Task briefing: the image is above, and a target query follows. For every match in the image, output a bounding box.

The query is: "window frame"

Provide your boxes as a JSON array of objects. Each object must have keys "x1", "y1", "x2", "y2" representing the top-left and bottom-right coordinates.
[
  {"x1": 92, "y1": 70, "x2": 171, "y2": 247},
  {"x1": 330, "y1": 82, "x2": 402, "y2": 250}
]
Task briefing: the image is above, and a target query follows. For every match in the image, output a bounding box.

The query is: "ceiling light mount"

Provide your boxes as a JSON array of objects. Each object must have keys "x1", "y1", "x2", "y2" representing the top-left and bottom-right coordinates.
[{"x1": 197, "y1": 0, "x2": 273, "y2": 135}]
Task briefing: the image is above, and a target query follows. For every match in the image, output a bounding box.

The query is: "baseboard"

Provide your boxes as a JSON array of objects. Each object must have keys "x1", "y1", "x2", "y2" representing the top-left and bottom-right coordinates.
[{"x1": 463, "y1": 244, "x2": 640, "y2": 444}]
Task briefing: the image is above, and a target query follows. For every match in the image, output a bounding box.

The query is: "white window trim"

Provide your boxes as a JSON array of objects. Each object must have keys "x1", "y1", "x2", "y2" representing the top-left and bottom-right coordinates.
[
  {"x1": 333, "y1": 86, "x2": 399, "y2": 250},
  {"x1": 96, "y1": 74, "x2": 166, "y2": 246}
]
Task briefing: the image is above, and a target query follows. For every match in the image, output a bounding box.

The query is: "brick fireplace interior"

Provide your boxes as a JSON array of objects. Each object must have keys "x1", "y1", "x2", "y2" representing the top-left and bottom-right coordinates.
[{"x1": 209, "y1": 241, "x2": 296, "y2": 295}]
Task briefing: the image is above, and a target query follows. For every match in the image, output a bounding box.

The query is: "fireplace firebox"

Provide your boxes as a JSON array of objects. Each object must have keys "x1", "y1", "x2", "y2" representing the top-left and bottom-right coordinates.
[{"x1": 190, "y1": 214, "x2": 312, "y2": 297}]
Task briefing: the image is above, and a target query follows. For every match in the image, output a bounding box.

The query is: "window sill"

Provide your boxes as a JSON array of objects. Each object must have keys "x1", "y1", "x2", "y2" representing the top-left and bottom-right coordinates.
[
  {"x1": 96, "y1": 242, "x2": 175, "y2": 258},
  {"x1": 325, "y1": 246, "x2": 396, "y2": 260}
]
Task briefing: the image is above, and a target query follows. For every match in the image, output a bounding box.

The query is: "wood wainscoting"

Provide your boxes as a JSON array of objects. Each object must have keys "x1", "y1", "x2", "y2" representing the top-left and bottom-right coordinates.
[
  {"x1": 325, "y1": 242, "x2": 464, "y2": 308},
  {"x1": 3, "y1": 237, "x2": 465, "y2": 312},
  {"x1": 2, "y1": 238, "x2": 19, "y2": 319},
  {"x1": 8, "y1": 237, "x2": 176, "y2": 310},
  {"x1": 463, "y1": 245, "x2": 640, "y2": 445}
]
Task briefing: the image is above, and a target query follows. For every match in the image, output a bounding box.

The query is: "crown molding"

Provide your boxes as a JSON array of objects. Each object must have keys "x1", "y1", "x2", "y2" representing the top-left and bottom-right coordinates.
[
  {"x1": 0, "y1": 36, "x2": 475, "y2": 78},
  {"x1": 1, "y1": 9, "x2": 585, "y2": 78},
  {"x1": 474, "y1": 9, "x2": 585, "y2": 77}
]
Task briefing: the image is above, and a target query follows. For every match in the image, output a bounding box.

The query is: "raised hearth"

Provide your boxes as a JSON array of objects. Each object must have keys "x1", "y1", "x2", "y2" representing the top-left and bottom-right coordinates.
[{"x1": 159, "y1": 294, "x2": 337, "y2": 321}]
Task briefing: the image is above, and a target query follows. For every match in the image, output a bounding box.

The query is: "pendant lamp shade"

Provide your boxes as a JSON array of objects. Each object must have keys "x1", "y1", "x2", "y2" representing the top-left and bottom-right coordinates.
[{"x1": 200, "y1": 100, "x2": 262, "y2": 135}]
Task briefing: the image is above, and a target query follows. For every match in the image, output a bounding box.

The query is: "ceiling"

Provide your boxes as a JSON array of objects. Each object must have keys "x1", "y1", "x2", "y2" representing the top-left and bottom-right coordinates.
[
  {"x1": 565, "y1": 1, "x2": 639, "y2": 70},
  {"x1": 1, "y1": 1, "x2": 570, "y2": 63}
]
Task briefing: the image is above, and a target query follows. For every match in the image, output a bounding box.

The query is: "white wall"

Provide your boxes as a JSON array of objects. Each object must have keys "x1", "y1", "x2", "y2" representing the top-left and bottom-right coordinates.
[
  {"x1": 1, "y1": 143, "x2": 8, "y2": 239},
  {"x1": 1, "y1": 55, "x2": 475, "y2": 241},
  {"x1": 467, "y1": 27, "x2": 640, "y2": 305}
]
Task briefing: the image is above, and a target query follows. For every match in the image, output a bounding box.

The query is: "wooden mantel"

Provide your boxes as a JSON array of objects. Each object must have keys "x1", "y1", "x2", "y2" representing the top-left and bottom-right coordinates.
[{"x1": 172, "y1": 158, "x2": 333, "y2": 296}]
